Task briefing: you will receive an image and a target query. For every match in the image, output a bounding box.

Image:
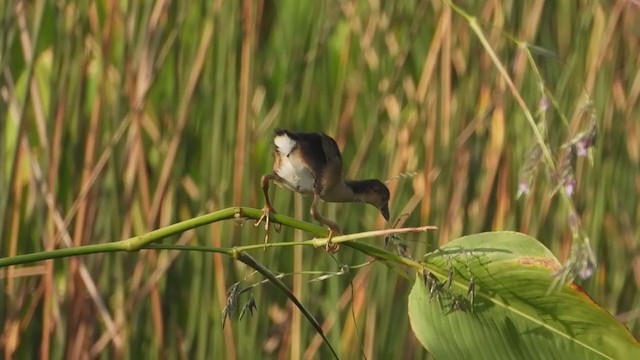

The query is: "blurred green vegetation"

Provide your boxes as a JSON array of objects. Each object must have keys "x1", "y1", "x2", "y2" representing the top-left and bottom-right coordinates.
[{"x1": 1, "y1": 0, "x2": 638, "y2": 358}]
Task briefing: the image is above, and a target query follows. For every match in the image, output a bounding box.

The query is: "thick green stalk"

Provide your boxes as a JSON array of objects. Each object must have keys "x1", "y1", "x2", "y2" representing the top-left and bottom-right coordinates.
[{"x1": 0, "y1": 207, "x2": 434, "y2": 269}]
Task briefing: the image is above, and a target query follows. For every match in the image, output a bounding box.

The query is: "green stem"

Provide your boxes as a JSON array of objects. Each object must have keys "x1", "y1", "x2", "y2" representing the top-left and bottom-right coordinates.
[
  {"x1": 0, "y1": 243, "x2": 126, "y2": 267},
  {"x1": 0, "y1": 206, "x2": 434, "y2": 269},
  {"x1": 1, "y1": 207, "x2": 273, "y2": 267}
]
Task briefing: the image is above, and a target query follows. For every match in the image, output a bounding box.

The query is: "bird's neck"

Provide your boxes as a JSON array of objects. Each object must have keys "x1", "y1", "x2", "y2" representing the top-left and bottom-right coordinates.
[
  {"x1": 321, "y1": 179, "x2": 361, "y2": 203},
  {"x1": 345, "y1": 179, "x2": 377, "y2": 200}
]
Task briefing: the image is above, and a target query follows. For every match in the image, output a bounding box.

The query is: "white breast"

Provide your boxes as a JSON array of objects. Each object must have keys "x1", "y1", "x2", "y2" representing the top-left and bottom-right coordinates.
[
  {"x1": 274, "y1": 134, "x2": 315, "y2": 193},
  {"x1": 276, "y1": 155, "x2": 315, "y2": 193}
]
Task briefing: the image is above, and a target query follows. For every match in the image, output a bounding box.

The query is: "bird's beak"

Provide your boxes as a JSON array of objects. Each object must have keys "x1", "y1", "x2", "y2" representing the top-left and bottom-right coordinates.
[{"x1": 380, "y1": 203, "x2": 390, "y2": 221}]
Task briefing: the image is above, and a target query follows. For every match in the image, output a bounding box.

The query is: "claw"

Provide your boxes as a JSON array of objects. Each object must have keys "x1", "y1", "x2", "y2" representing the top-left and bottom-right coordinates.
[
  {"x1": 254, "y1": 206, "x2": 281, "y2": 249},
  {"x1": 325, "y1": 227, "x2": 342, "y2": 253},
  {"x1": 254, "y1": 206, "x2": 269, "y2": 229},
  {"x1": 254, "y1": 206, "x2": 271, "y2": 248}
]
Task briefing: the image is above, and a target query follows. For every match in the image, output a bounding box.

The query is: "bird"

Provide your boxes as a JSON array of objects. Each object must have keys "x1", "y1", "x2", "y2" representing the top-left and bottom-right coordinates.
[{"x1": 255, "y1": 129, "x2": 390, "y2": 252}]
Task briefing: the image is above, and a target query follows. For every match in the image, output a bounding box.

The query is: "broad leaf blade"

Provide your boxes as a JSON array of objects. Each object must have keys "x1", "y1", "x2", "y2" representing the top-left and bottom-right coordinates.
[{"x1": 408, "y1": 231, "x2": 640, "y2": 359}]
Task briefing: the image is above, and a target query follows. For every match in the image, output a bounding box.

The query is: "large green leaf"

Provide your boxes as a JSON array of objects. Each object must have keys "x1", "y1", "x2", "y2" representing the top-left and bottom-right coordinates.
[{"x1": 408, "y1": 231, "x2": 640, "y2": 359}]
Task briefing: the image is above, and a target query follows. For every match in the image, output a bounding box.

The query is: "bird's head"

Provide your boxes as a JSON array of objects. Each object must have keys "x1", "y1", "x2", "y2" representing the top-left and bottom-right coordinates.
[{"x1": 349, "y1": 179, "x2": 390, "y2": 221}]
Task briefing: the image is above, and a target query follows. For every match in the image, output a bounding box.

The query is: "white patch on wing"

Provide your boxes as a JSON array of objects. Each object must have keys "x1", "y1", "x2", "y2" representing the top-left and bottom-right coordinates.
[
  {"x1": 274, "y1": 134, "x2": 296, "y2": 156},
  {"x1": 275, "y1": 152, "x2": 315, "y2": 194}
]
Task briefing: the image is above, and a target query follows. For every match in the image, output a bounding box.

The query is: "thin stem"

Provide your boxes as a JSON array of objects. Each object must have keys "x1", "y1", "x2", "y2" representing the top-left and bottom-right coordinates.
[
  {"x1": 0, "y1": 243, "x2": 125, "y2": 267},
  {"x1": 0, "y1": 206, "x2": 437, "y2": 269}
]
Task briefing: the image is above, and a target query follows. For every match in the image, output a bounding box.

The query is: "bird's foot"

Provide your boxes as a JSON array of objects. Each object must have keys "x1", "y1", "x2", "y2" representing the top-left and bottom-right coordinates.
[
  {"x1": 325, "y1": 226, "x2": 342, "y2": 254},
  {"x1": 254, "y1": 206, "x2": 282, "y2": 248}
]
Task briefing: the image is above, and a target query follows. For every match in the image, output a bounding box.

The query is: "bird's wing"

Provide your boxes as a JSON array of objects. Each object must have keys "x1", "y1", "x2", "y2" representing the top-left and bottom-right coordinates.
[
  {"x1": 317, "y1": 133, "x2": 343, "y2": 194},
  {"x1": 320, "y1": 134, "x2": 342, "y2": 165}
]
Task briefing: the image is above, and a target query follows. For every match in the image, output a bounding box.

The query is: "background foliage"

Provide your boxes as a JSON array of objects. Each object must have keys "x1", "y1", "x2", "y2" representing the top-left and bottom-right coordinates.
[{"x1": 1, "y1": 0, "x2": 639, "y2": 358}]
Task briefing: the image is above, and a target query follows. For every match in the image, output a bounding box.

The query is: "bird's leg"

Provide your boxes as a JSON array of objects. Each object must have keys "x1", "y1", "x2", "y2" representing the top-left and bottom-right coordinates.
[
  {"x1": 255, "y1": 173, "x2": 282, "y2": 247},
  {"x1": 310, "y1": 194, "x2": 342, "y2": 253}
]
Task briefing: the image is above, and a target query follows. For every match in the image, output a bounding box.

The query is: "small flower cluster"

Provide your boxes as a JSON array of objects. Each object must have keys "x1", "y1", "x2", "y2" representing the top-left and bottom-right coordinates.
[
  {"x1": 518, "y1": 99, "x2": 598, "y2": 285},
  {"x1": 517, "y1": 144, "x2": 542, "y2": 198},
  {"x1": 222, "y1": 281, "x2": 257, "y2": 328}
]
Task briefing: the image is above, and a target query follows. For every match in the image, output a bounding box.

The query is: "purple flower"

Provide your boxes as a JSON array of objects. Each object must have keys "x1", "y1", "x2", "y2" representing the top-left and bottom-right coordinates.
[
  {"x1": 538, "y1": 96, "x2": 550, "y2": 112},
  {"x1": 563, "y1": 177, "x2": 576, "y2": 197},
  {"x1": 578, "y1": 261, "x2": 595, "y2": 279},
  {"x1": 517, "y1": 180, "x2": 531, "y2": 198},
  {"x1": 575, "y1": 141, "x2": 588, "y2": 157}
]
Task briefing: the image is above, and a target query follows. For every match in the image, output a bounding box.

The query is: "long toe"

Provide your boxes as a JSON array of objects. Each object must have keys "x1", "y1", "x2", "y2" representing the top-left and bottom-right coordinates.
[
  {"x1": 325, "y1": 228, "x2": 342, "y2": 253},
  {"x1": 254, "y1": 208, "x2": 268, "y2": 228},
  {"x1": 326, "y1": 242, "x2": 340, "y2": 253},
  {"x1": 254, "y1": 206, "x2": 274, "y2": 249}
]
